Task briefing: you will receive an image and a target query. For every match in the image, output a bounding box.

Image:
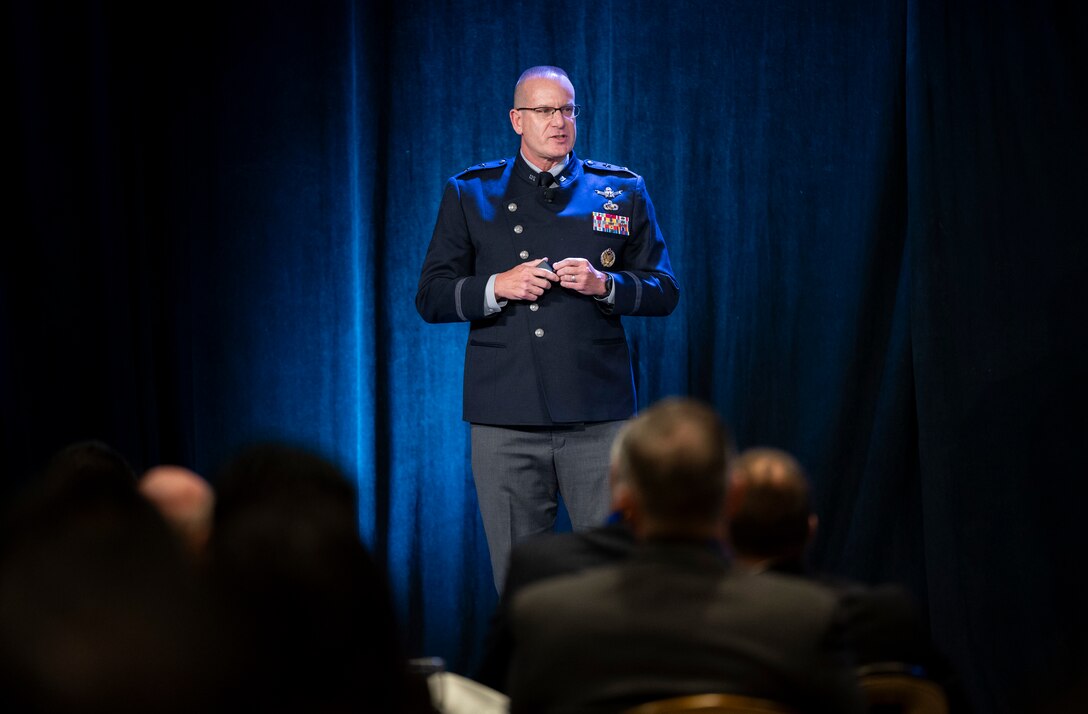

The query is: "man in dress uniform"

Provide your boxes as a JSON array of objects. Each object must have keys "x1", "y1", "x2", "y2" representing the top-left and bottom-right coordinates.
[{"x1": 416, "y1": 65, "x2": 679, "y2": 590}]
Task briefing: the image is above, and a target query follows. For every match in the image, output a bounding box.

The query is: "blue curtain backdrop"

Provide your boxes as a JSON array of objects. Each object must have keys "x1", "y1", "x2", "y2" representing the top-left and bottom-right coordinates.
[{"x1": 4, "y1": 1, "x2": 1086, "y2": 711}]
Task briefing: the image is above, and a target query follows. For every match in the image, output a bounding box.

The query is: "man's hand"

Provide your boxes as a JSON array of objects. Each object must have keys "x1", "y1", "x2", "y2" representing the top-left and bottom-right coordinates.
[
  {"x1": 494, "y1": 257, "x2": 559, "y2": 301},
  {"x1": 554, "y1": 257, "x2": 608, "y2": 296}
]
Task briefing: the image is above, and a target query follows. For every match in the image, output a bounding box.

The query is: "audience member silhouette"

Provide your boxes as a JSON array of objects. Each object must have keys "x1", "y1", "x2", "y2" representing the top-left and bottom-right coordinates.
[
  {"x1": 725, "y1": 447, "x2": 818, "y2": 576},
  {"x1": 728, "y1": 447, "x2": 968, "y2": 711},
  {"x1": 0, "y1": 441, "x2": 223, "y2": 713},
  {"x1": 0, "y1": 436, "x2": 992, "y2": 713},
  {"x1": 208, "y1": 443, "x2": 433, "y2": 713},
  {"x1": 506, "y1": 399, "x2": 864, "y2": 713}
]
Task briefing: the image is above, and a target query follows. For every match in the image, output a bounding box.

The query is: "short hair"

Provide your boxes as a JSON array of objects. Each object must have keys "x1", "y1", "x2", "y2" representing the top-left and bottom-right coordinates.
[
  {"x1": 609, "y1": 419, "x2": 633, "y2": 479},
  {"x1": 3, "y1": 441, "x2": 144, "y2": 539},
  {"x1": 42, "y1": 439, "x2": 138, "y2": 498},
  {"x1": 614, "y1": 398, "x2": 731, "y2": 527},
  {"x1": 727, "y1": 448, "x2": 812, "y2": 558},
  {"x1": 212, "y1": 443, "x2": 358, "y2": 530},
  {"x1": 209, "y1": 444, "x2": 418, "y2": 712},
  {"x1": 513, "y1": 65, "x2": 573, "y2": 106}
]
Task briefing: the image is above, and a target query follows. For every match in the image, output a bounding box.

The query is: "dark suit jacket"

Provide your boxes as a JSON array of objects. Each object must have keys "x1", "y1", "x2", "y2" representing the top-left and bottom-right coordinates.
[
  {"x1": 476, "y1": 521, "x2": 636, "y2": 691},
  {"x1": 768, "y1": 560, "x2": 968, "y2": 710},
  {"x1": 838, "y1": 583, "x2": 969, "y2": 712},
  {"x1": 416, "y1": 152, "x2": 678, "y2": 425},
  {"x1": 508, "y1": 541, "x2": 864, "y2": 714}
]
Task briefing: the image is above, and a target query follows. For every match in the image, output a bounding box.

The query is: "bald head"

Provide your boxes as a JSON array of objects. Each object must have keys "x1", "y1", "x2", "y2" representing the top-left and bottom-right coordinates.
[
  {"x1": 726, "y1": 448, "x2": 814, "y2": 563},
  {"x1": 513, "y1": 65, "x2": 573, "y2": 107},
  {"x1": 139, "y1": 466, "x2": 215, "y2": 555}
]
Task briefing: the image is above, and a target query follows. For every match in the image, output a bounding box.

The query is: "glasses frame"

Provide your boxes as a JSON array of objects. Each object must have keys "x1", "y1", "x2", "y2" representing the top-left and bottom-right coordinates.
[{"x1": 515, "y1": 105, "x2": 582, "y2": 119}]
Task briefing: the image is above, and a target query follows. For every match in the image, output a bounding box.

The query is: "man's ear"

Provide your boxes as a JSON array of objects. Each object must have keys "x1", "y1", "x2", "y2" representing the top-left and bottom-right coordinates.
[
  {"x1": 509, "y1": 108, "x2": 524, "y2": 135},
  {"x1": 613, "y1": 481, "x2": 637, "y2": 523}
]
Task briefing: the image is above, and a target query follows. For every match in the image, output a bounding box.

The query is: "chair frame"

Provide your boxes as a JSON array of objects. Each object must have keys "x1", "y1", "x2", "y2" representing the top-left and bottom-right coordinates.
[
  {"x1": 858, "y1": 665, "x2": 950, "y2": 714},
  {"x1": 625, "y1": 692, "x2": 798, "y2": 714}
]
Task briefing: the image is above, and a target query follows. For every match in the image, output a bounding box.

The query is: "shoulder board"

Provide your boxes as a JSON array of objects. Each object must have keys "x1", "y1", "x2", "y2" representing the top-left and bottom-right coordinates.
[
  {"x1": 583, "y1": 159, "x2": 637, "y2": 176},
  {"x1": 455, "y1": 158, "x2": 508, "y2": 178}
]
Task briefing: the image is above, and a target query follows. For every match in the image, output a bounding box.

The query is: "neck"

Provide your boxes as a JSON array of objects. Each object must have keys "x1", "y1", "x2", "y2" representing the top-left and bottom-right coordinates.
[
  {"x1": 638, "y1": 520, "x2": 723, "y2": 543},
  {"x1": 521, "y1": 150, "x2": 569, "y2": 173}
]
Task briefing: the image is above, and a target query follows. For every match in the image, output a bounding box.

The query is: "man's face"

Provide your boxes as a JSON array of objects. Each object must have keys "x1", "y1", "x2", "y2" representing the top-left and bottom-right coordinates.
[{"x1": 509, "y1": 76, "x2": 577, "y2": 169}]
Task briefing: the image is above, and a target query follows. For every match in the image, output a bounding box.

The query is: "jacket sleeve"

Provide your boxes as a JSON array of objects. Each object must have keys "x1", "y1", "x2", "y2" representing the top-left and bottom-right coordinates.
[
  {"x1": 609, "y1": 176, "x2": 680, "y2": 316},
  {"x1": 415, "y1": 179, "x2": 494, "y2": 323}
]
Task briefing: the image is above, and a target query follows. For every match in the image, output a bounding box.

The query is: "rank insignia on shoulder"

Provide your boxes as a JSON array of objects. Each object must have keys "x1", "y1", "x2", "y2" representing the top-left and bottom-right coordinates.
[
  {"x1": 455, "y1": 158, "x2": 507, "y2": 177},
  {"x1": 584, "y1": 159, "x2": 636, "y2": 176},
  {"x1": 593, "y1": 211, "x2": 630, "y2": 236},
  {"x1": 594, "y1": 186, "x2": 623, "y2": 211}
]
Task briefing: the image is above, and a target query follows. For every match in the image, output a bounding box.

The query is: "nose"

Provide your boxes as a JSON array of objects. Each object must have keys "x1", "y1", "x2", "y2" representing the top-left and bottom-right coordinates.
[{"x1": 550, "y1": 108, "x2": 567, "y2": 127}]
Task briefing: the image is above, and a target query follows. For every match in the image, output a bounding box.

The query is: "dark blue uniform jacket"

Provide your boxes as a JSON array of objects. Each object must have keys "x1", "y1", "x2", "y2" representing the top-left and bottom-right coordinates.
[{"x1": 416, "y1": 152, "x2": 679, "y2": 425}]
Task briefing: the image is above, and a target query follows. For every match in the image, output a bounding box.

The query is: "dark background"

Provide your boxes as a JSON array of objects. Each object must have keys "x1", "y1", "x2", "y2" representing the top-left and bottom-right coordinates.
[{"x1": 4, "y1": 1, "x2": 1086, "y2": 711}]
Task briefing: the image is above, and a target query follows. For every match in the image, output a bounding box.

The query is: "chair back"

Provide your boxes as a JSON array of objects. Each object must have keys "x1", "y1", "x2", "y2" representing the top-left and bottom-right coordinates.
[
  {"x1": 858, "y1": 669, "x2": 949, "y2": 714},
  {"x1": 625, "y1": 693, "x2": 798, "y2": 714}
]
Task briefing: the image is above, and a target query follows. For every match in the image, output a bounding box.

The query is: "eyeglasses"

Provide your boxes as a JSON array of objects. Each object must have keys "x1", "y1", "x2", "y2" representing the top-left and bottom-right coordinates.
[{"x1": 515, "y1": 105, "x2": 582, "y2": 119}]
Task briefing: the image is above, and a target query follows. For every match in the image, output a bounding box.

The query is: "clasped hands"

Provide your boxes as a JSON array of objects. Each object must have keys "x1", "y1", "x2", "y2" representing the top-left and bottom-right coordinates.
[{"x1": 494, "y1": 257, "x2": 607, "y2": 301}]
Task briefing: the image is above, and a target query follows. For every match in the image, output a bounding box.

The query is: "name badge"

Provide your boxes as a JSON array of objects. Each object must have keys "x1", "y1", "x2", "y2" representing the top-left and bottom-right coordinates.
[{"x1": 592, "y1": 211, "x2": 630, "y2": 236}]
